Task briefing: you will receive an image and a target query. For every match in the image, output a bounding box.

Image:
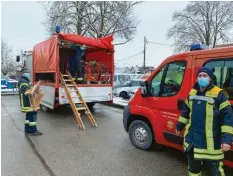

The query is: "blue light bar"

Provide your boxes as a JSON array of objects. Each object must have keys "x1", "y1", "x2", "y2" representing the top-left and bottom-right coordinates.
[
  {"x1": 55, "y1": 25, "x2": 60, "y2": 33},
  {"x1": 190, "y1": 43, "x2": 208, "y2": 51}
]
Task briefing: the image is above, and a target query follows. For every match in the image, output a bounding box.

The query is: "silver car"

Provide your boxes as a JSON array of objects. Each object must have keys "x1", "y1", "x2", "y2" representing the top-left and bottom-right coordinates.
[{"x1": 113, "y1": 79, "x2": 145, "y2": 99}]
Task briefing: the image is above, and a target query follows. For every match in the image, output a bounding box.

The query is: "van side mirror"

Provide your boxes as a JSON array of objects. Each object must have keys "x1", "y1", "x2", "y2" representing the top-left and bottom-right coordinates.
[
  {"x1": 16, "y1": 55, "x2": 20, "y2": 62},
  {"x1": 141, "y1": 86, "x2": 147, "y2": 97},
  {"x1": 178, "y1": 99, "x2": 184, "y2": 111}
]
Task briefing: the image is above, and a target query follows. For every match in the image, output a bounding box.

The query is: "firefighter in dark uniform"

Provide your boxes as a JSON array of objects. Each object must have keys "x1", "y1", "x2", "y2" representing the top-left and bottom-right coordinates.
[
  {"x1": 18, "y1": 72, "x2": 43, "y2": 136},
  {"x1": 68, "y1": 44, "x2": 85, "y2": 82},
  {"x1": 176, "y1": 67, "x2": 233, "y2": 176}
]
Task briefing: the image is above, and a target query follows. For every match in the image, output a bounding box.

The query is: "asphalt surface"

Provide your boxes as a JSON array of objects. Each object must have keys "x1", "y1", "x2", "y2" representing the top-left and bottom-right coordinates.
[{"x1": 1, "y1": 95, "x2": 233, "y2": 176}]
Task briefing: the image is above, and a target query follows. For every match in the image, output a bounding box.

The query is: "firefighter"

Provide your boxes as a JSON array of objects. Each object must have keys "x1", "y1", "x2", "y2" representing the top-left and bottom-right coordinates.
[
  {"x1": 18, "y1": 71, "x2": 43, "y2": 136},
  {"x1": 68, "y1": 44, "x2": 85, "y2": 81},
  {"x1": 77, "y1": 45, "x2": 86, "y2": 82},
  {"x1": 176, "y1": 67, "x2": 233, "y2": 176}
]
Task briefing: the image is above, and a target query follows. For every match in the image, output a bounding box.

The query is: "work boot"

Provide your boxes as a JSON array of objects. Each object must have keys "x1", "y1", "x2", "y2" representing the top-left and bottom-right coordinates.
[
  {"x1": 77, "y1": 77, "x2": 84, "y2": 84},
  {"x1": 26, "y1": 131, "x2": 43, "y2": 136}
]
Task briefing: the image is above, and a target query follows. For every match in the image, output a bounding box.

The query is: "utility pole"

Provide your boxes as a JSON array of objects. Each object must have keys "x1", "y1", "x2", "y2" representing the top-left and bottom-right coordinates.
[{"x1": 143, "y1": 36, "x2": 147, "y2": 74}]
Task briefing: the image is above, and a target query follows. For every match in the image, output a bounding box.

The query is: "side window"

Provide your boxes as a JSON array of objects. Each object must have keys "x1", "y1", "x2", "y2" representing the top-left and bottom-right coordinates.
[
  {"x1": 160, "y1": 62, "x2": 186, "y2": 97},
  {"x1": 151, "y1": 62, "x2": 186, "y2": 97},
  {"x1": 131, "y1": 81, "x2": 139, "y2": 87},
  {"x1": 204, "y1": 61, "x2": 224, "y2": 86},
  {"x1": 151, "y1": 67, "x2": 165, "y2": 96},
  {"x1": 204, "y1": 59, "x2": 233, "y2": 99}
]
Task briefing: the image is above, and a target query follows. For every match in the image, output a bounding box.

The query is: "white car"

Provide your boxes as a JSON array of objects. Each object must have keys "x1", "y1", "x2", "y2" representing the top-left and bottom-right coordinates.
[{"x1": 113, "y1": 79, "x2": 145, "y2": 99}]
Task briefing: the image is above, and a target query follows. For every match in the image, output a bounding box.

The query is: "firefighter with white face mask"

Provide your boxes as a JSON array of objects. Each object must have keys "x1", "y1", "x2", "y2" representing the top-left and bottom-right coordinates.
[{"x1": 176, "y1": 67, "x2": 233, "y2": 176}]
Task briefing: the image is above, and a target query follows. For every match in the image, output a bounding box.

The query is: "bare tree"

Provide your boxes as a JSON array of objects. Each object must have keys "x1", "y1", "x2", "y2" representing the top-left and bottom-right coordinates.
[
  {"x1": 167, "y1": 1, "x2": 233, "y2": 53},
  {"x1": 1, "y1": 38, "x2": 14, "y2": 74},
  {"x1": 42, "y1": 1, "x2": 141, "y2": 45}
]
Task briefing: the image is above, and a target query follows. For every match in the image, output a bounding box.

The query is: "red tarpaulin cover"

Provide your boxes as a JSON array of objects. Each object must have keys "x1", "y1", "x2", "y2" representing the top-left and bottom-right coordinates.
[
  {"x1": 33, "y1": 37, "x2": 58, "y2": 72},
  {"x1": 58, "y1": 34, "x2": 114, "y2": 50},
  {"x1": 33, "y1": 34, "x2": 114, "y2": 73}
]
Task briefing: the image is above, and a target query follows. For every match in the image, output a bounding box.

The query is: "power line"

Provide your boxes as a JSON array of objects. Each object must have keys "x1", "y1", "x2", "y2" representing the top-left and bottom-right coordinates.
[
  {"x1": 115, "y1": 51, "x2": 143, "y2": 61},
  {"x1": 147, "y1": 41, "x2": 190, "y2": 47},
  {"x1": 147, "y1": 41, "x2": 174, "y2": 46}
]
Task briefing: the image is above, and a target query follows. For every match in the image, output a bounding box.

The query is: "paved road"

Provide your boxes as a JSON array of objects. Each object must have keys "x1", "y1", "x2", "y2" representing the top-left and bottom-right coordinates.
[{"x1": 1, "y1": 95, "x2": 233, "y2": 176}]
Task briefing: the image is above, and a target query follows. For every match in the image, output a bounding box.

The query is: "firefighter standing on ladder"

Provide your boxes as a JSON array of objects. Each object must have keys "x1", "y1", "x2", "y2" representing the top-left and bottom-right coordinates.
[
  {"x1": 18, "y1": 71, "x2": 43, "y2": 136},
  {"x1": 176, "y1": 67, "x2": 233, "y2": 175}
]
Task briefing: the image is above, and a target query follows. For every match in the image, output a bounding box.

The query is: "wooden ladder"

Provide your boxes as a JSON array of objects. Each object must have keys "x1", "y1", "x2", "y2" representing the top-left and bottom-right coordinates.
[{"x1": 60, "y1": 72, "x2": 97, "y2": 130}]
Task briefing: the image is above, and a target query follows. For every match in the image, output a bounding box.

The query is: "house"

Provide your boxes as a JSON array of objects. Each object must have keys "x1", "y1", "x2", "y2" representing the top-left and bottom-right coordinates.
[
  {"x1": 114, "y1": 66, "x2": 131, "y2": 74},
  {"x1": 114, "y1": 65, "x2": 154, "y2": 75},
  {"x1": 130, "y1": 65, "x2": 154, "y2": 74}
]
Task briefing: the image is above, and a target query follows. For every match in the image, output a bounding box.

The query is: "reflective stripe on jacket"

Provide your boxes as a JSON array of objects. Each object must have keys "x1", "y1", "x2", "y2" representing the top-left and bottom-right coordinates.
[{"x1": 18, "y1": 76, "x2": 33, "y2": 113}]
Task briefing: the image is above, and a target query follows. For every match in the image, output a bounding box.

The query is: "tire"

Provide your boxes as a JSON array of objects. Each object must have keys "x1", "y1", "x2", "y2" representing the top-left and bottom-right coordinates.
[
  {"x1": 87, "y1": 102, "x2": 96, "y2": 109},
  {"x1": 129, "y1": 120, "x2": 154, "y2": 150},
  {"x1": 40, "y1": 105, "x2": 51, "y2": 112},
  {"x1": 119, "y1": 91, "x2": 128, "y2": 99}
]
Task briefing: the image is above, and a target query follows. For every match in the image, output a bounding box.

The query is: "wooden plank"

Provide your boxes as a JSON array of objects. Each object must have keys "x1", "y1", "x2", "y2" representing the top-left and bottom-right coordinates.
[
  {"x1": 66, "y1": 85, "x2": 75, "y2": 87},
  {"x1": 24, "y1": 81, "x2": 44, "y2": 111}
]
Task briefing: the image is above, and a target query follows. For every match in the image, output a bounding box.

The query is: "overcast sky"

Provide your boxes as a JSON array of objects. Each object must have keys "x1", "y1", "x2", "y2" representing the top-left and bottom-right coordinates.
[{"x1": 1, "y1": 1, "x2": 189, "y2": 68}]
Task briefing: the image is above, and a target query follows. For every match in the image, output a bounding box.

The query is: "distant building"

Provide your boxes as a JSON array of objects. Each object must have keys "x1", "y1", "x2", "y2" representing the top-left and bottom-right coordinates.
[{"x1": 114, "y1": 65, "x2": 154, "y2": 75}]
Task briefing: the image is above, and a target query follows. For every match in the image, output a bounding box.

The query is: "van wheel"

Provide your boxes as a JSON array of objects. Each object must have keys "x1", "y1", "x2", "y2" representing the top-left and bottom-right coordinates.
[
  {"x1": 129, "y1": 120, "x2": 153, "y2": 150},
  {"x1": 119, "y1": 91, "x2": 128, "y2": 99}
]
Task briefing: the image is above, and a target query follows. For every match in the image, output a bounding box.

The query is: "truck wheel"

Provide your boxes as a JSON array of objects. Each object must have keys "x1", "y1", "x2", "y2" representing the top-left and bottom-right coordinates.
[
  {"x1": 87, "y1": 102, "x2": 96, "y2": 109},
  {"x1": 40, "y1": 105, "x2": 51, "y2": 112},
  {"x1": 129, "y1": 120, "x2": 153, "y2": 150},
  {"x1": 119, "y1": 91, "x2": 128, "y2": 99}
]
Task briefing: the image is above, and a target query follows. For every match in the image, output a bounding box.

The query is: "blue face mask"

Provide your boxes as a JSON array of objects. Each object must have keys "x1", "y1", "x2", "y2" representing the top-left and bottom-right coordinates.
[
  {"x1": 198, "y1": 77, "x2": 210, "y2": 88},
  {"x1": 23, "y1": 73, "x2": 30, "y2": 79}
]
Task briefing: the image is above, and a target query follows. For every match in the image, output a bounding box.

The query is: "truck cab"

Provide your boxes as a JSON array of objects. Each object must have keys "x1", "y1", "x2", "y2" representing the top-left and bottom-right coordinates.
[{"x1": 123, "y1": 44, "x2": 233, "y2": 168}]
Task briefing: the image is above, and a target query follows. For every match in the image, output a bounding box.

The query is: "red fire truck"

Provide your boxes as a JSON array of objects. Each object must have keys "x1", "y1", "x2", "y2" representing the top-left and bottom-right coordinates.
[
  {"x1": 18, "y1": 33, "x2": 114, "y2": 111},
  {"x1": 123, "y1": 44, "x2": 233, "y2": 168}
]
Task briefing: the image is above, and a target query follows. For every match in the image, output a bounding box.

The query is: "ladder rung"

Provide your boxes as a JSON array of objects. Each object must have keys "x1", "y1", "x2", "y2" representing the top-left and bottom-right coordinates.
[
  {"x1": 75, "y1": 102, "x2": 83, "y2": 104},
  {"x1": 66, "y1": 85, "x2": 75, "y2": 87},
  {"x1": 62, "y1": 75, "x2": 69, "y2": 76},
  {"x1": 64, "y1": 79, "x2": 72, "y2": 81},
  {"x1": 69, "y1": 90, "x2": 78, "y2": 92},
  {"x1": 76, "y1": 107, "x2": 86, "y2": 111}
]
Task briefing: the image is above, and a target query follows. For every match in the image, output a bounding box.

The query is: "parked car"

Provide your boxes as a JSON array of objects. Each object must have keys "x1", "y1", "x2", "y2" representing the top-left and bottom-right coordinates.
[
  {"x1": 113, "y1": 79, "x2": 145, "y2": 99},
  {"x1": 113, "y1": 73, "x2": 142, "y2": 87}
]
